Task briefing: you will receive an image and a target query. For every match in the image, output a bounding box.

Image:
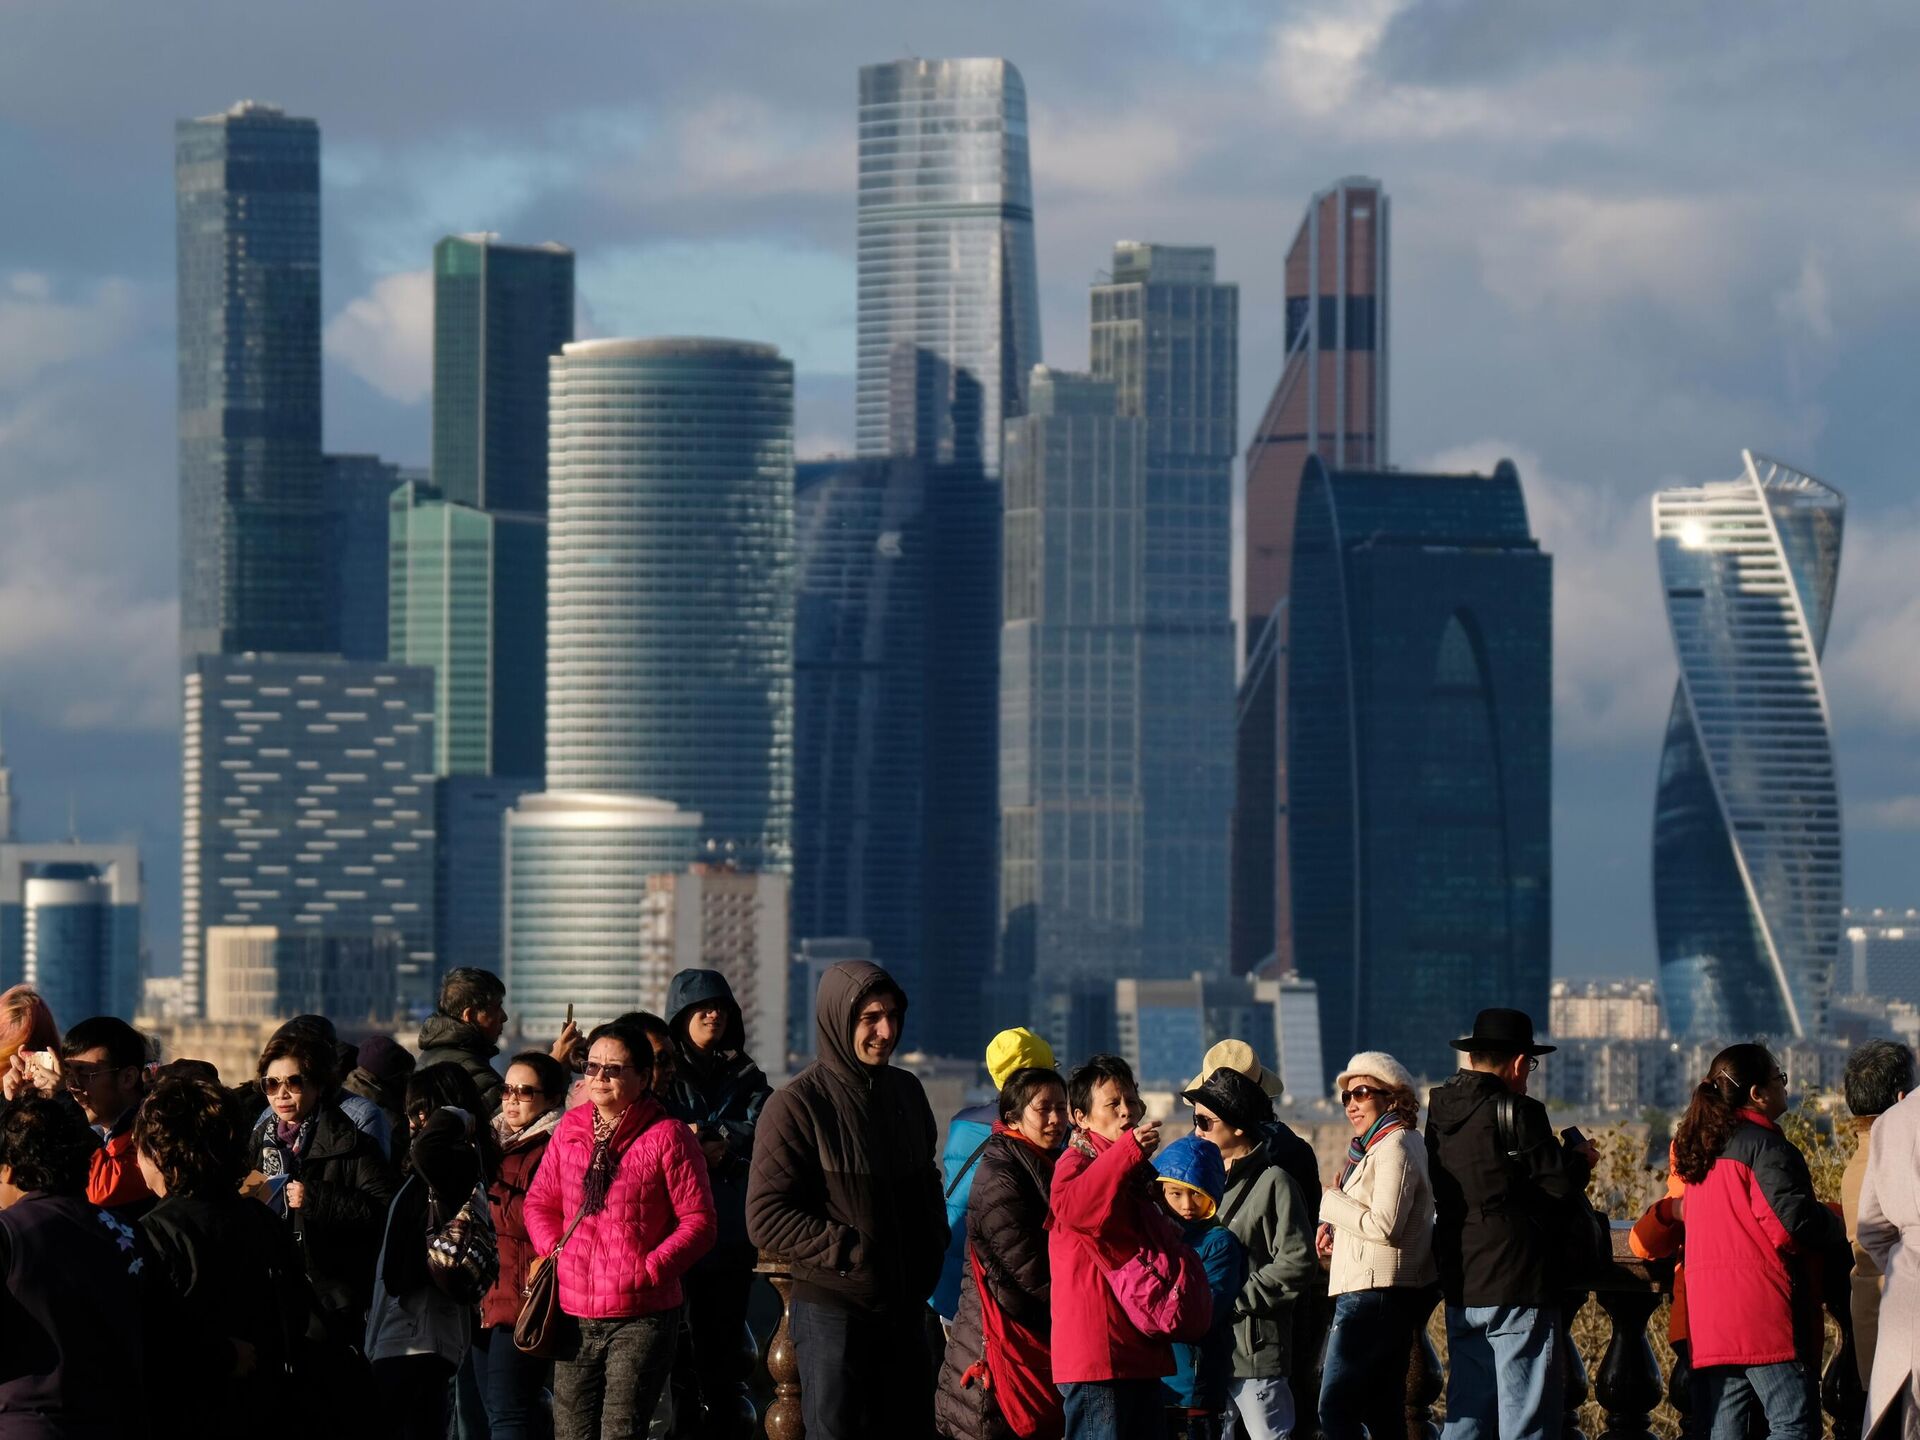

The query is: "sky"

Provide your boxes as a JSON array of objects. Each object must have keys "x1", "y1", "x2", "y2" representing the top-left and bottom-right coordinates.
[{"x1": 1, "y1": 0, "x2": 1917, "y2": 981}]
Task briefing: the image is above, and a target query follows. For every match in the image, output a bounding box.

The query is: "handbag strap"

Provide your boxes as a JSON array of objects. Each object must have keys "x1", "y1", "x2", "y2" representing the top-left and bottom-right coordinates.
[{"x1": 946, "y1": 1135, "x2": 996, "y2": 1201}]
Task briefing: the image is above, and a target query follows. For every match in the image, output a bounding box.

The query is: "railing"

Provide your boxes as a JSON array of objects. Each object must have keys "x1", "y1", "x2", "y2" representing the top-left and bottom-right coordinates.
[{"x1": 755, "y1": 1252, "x2": 804, "y2": 1440}]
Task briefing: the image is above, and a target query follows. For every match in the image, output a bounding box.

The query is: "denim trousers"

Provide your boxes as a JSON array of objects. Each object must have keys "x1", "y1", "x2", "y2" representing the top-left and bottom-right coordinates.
[
  {"x1": 471, "y1": 1324, "x2": 554, "y2": 1440},
  {"x1": 1225, "y1": 1376, "x2": 1294, "y2": 1440},
  {"x1": 1697, "y1": 1361, "x2": 1817, "y2": 1440},
  {"x1": 789, "y1": 1297, "x2": 933, "y2": 1440},
  {"x1": 1061, "y1": 1378, "x2": 1169, "y2": 1440},
  {"x1": 1319, "y1": 1286, "x2": 1428, "y2": 1440},
  {"x1": 552, "y1": 1309, "x2": 680, "y2": 1440},
  {"x1": 1441, "y1": 1303, "x2": 1562, "y2": 1440}
]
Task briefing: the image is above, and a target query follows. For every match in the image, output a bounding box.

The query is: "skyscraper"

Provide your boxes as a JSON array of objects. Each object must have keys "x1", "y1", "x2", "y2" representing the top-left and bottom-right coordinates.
[
  {"x1": 323, "y1": 453, "x2": 408, "y2": 661},
  {"x1": 176, "y1": 101, "x2": 325, "y2": 658},
  {"x1": 1091, "y1": 242, "x2": 1237, "y2": 976},
  {"x1": 0, "y1": 844, "x2": 142, "y2": 1021},
  {"x1": 856, "y1": 58, "x2": 1041, "y2": 474},
  {"x1": 432, "y1": 234, "x2": 575, "y2": 514},
  {"x1": 1286, "y1": 457, "x2": 1550, "y2": 1081},
  {"x1": 1653, "y1": 453, "x2": 1844, "y2": 1039},
  {"x1": 388, "y1": 480, "x2": 546, "y2": 778},
  {"x1": 999, "y1": 367, "x2": 1145, "y2": 1004},
  {"x1": 1234, "y1": 177, "x2": 1389, "y2": 975}
]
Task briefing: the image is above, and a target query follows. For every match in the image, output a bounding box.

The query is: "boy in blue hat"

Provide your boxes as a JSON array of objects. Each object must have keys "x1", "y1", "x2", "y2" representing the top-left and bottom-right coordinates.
[{"x1": 1154, "y1": 1132, "x2": 1246, "y2": 1440}]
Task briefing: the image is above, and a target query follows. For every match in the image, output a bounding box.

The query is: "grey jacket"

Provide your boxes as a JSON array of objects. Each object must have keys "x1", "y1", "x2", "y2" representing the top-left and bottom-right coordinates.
[{"x1": 1219, "y1": 1148, "x2": 1317, "y2": 1380}]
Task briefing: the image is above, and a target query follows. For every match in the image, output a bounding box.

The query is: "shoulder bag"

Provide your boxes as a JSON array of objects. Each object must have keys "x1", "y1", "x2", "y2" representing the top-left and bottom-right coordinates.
[{"x1": 426, "y1": 1179, "x2": 500, "y2": 1307}]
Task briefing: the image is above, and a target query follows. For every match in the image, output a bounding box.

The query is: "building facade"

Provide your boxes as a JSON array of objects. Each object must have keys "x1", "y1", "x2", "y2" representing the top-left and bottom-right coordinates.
[
  {"x1": 1286, "y1": 457, "x2": 1551, "y2": 1082},
  {"x1": 202, "y1": 923, "x2": 398, "y2": 1025},
  {"x1": 435, "y1": 774, "x2": 540, "y2": 979},
  {"x1": 1653, "y1": 454, "x2": 1845, "y2": 1039},
  {"x1": 181, "y1": 653, "x2": 438, "y2": 1018},
  {"x1": 432, "y1": 234, "x2": 575, "y2": 514},
  {"x1": 1115, "y1": 974, "x2": 1272, "y2": 1090},
  {"x1": 1549, "y1": 979, "x2": 1666, "y2": 1041},
  {"x1": 1091, "y1": 242, "x2": 1238, "y2": 978},
  {"x1": 1848, "y1": 908, "x2": 1920, "y2": 1005},
  {"x1": 638, "y1": 865, "x2": 791, "y2": 1074},
  {"x1": 0, "y1": 845, "x2": 142, "y2": 1022},
  {"x1": 176, "y1": 101, "x2": 325, "y2": 658},
  {"x1": 323, "y1": 453, "x2": 407, "y2": 661}
]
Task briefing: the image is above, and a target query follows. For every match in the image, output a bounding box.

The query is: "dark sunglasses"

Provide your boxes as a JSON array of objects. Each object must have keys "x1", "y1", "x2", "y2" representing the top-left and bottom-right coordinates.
[
  {"x1": 1192, "y1": 1114, "x2": 1219, "y2": 1133},
  {"x1": 63, "y1": 1063, "x2": 136, "y2": 1090},
  {"x1": 501, "y1": 1083, "x2": 551, "y2": 1100},
  {"x1": 262, "y1": 1074, "x2": 307, "y2": 1096},
  {"x1": 583, "y1": 1061, "x2": 630, "y2": 1080},
  {"x1": 1339, "y1": 1085, "x2": 1384, "y2": 1105}
]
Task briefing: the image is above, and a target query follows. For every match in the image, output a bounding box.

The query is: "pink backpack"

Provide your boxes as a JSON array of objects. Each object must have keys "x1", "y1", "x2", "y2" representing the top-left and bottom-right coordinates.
[{"x1": 1099, "y1": 1214, "x2": 1214, "y2": 1342}]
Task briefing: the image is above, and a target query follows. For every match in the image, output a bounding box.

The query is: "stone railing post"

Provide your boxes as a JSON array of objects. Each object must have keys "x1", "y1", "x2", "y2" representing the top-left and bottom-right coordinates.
[
  {"x1": 1404, "y1": 1288, "x2": 1443, "y2": 1440},
  {"x1": 1581, "y1": 1221, "x2": 1669, "y2": 1440},
  {"x1": 1822, "y1": 1268, "x2": 1865, "y2": 1440},
  {"x1": 756, "y1": 1252, "x2": 803, "y2": 1440}
]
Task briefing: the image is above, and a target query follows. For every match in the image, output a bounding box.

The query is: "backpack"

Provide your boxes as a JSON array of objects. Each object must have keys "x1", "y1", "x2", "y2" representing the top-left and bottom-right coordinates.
[
  {"x1": 1494, "y1": 1093, "x2": 1612, "y2": 1284},
  {"x1": 1099, "y1": 1207, "x2": 1215, "y2": 1342}
]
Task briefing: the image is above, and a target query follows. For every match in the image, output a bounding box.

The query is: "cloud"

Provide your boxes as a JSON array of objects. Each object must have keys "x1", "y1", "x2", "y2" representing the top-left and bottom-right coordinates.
[
  {"x1": 323, "y1": 269, "x2": 433, "y2": 405},
  {"x1": 1030, "y1": 104, "x2": 1189, "y2": 196},
  {"x1": 0, "y1": 273, "x2": 144, "y2": 390},
  {"x1": 1853, "y1": 796, "x2": 1920, "y2": 831},
  {"x1": 1471, "y1": 190, "x2": 1732, "y2": 319},
  {"x1": 1824, "y1": 502, "x2": 1920, "y2": 733}
]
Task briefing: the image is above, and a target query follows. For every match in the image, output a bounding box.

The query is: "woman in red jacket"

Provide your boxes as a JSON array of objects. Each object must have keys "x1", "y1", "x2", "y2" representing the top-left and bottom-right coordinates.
[{"x1": 1672, "y1": 1043, "x2": 1844, "y2": 1440}]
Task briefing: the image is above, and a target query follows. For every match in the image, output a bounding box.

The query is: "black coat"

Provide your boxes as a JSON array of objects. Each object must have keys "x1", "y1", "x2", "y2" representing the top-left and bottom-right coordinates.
[
  {"x1": 252, "y1": 1102, "x2": 397, "y2": 1323},
  {"x1": 935, "y1": 1132, "x2": 1055, "y2": 1440},
  {"x1": 415, "y1": 1016, "x2": 504, "y2": 1118},
  {"x1": 1426, "y1": 1069, "x2": 1590, "y2": 1307},
  {"x1": 664, "y1": 969, "x2": 773, "y2": 1262}
]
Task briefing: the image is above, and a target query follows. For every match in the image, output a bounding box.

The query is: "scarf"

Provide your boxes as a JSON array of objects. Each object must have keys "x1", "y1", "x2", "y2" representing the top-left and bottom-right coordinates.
[
  {"x1": 582, "y1": 1101, "x2": 652, "y2": 1216},
  {"x1": 259, "y1": 1112, "x2": 317, "y2": 1178},
  {"x1": 1336, "y1": 1110, "x2": 1409, "y2": 1189}
]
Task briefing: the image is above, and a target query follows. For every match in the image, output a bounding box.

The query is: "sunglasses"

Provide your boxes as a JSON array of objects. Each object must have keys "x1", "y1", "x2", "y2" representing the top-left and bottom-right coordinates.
[
  {"x1": 583, "y1": 1061, "x2": 631, "y2": 1081},
  {"x1": 262, "y1": 1074, "x2": 307, "y2": 1096},
  {"x1": 63, "y1": 1064, "x2": 135, "y2": 1090},
  {"x1": 501, "y1": 1083, "x2": 550, "y2": 1100},
  {"x1": 1339, "y1": 1085, "x2": 1384, "y2": 1105},
  {"x1": 1192, "y1": 1114, "x2": 1228, "y2": 1133}
]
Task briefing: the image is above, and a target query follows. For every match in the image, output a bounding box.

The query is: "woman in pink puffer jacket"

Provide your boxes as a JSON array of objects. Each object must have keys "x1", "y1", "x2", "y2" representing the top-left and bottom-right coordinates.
[{"x1": 526, "y1": 1017, "x2": 718, "y2": 1440}]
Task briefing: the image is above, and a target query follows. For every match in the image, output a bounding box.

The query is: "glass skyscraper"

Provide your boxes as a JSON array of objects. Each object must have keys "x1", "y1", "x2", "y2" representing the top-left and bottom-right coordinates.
[
  {"x1": 323, "y1": 453, "x2": 407, "y2": 661},
  {"x1": 432, "y1": 234, "x2": 575, "y2": 514},
  {"x1": 1000, "y1": 368, "x2": 1145, "y2": 1001},
  {"x1": 0, "y1": 845, "x2": 143, "y2": 1022},
  {"x1": 1091, "y1": 242, "x2": 1237, "y2": 977},
  {"x1": 176, "y1": 101, "x2": 325, "y2": 659},
  {"x1": 1653, "y1": 453, "x2": 1844, "y2": 1039},
  {"x1": 1286, "y1": 457, "x2": 1550, "y2": 1082}
]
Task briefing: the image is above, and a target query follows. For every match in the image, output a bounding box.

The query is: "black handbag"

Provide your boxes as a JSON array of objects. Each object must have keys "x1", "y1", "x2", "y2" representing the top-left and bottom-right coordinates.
[{"x1": 426, "y1": 1180, "x2": 500, "y2": 1306}]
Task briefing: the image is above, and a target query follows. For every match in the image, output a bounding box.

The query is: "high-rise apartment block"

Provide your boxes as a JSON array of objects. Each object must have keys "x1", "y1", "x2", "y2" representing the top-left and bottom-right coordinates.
[
  {"x1": 638, "y1": 865, "x2": 791, "y2": 1074},
  {"x1": 1091, "y1": 242, "x2": 1237, "y2": 977},
  {"x1": 1548, "y1": 979, "x2": 1666, "y2": 1041},
  {"x1": 432, "y1": 234, "x2": 574, "y2": 514},
  {"x1": 176, "y1": 102, "x2": 326, "y2": 658},
  {"x1": 0, "y1": 844, "x2": 143, "y2": 1022},
  {"x1": 1654, "y1": 454, "x2": 1844, "y2": 1039}
]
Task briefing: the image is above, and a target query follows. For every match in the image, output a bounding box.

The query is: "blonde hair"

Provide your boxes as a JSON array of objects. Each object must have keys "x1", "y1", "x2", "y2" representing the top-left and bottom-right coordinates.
[{"x1": 0, "y1": 986, "x2": 61, "y2": 1068}]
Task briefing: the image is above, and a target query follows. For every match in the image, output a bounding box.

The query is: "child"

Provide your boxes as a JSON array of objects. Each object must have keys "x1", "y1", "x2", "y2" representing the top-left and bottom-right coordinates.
[{"x1": 1154, "y1": 1133, "x2": 1246, "y2": 1440}]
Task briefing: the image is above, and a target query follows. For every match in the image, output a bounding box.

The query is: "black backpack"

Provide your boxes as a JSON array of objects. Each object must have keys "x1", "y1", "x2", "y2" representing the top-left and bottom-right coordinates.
[{"x1": 1494, "y1": 1094, "x2": 1613, "y2": 1285}]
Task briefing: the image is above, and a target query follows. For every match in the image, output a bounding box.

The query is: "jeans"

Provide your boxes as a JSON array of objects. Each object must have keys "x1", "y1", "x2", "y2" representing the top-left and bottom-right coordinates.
[
  {"x1": 789, "y1": 1297, "x2": 933, "y2": 1440},
  {"x1": 553, "y1": 1310, "x2": 680, "y2": 1440},
  {"x1": 472, "y1": 1325, "x2": 553, "y2": 1440},
  {"x1": 372, "y1": 1353, "x2": 457, "y2": 1440},
  {"x1": 1441, "y1": 1304, "x2": 1561, "y2": 1440},
  {"x1": 1061, "y1": 1378, "x2": 1169, "y2": 1440},
  {"x1": 1226, "y1": 1377, "x2": 1294, "y2": 1440},
  {"x1": 1697, "y1": 1361, "x2": 1817, "y2": 1440},
  {"x1": 1319, "y1": 1287, "x2": 1427, "y2": 1440},
  {"x1": 452, "y1": 1347, "x2": 491, "y2": 1440}
]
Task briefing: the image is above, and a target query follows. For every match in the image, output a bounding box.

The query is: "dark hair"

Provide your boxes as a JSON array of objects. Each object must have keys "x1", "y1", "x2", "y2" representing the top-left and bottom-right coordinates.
[
  {"x1": 998, "y1": 1066, "x2": 1065, "y2": 1126},
  {"x1": 586, "y1": 1020, "x2": 656, "y2": 1093},
  {"x1": 506, "y1": 1050, "x2": 570, "y2": 1101},
  {"x1": 256, "y1": 1030, "x2": 337, "y2": 1094},
  {"x1": 134, "y1": 1076, "x2": 248, "y2": 1197},
  {"x1": 613, "y1": 1011, "x2": 670, "y2": 1044},
  {"x1": 1845, "y1": 1040, "x2": 1915, "y2": 1120},
  {"x1": 407, "y1": 1061, "x2": 485, "y2": 1118},
  {"x1": 1673, "y1": 1044, "x2": 1779, "y2": 1185},
  {"x1": 1467, "y1": 1049, "x2": 1520, "y2": 1071},
  {"x1": 1068, "y1": 1054, "x2": 1138, "y2": 1118},
  {"x1": 439, "y1": 967, "x2": 505, "y2": 1020},
  {"x1": 154, "y1": 1058, "x2": 223, "y2": 1087},
  {"x1": 0, "y1": 1096, "x2": 99, "y2": 1195},
  {"x1": 59, "y1": 1015, "x2": 149, "y2": 1070}
]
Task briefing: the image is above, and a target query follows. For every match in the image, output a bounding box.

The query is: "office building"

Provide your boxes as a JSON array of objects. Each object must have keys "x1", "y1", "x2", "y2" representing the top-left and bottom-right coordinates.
[
  {"x1": 323, "y1": 454, "x2": 408, "y2": 661},
  {"x1": 1848, "y1": 908, "x2": 1920, "y2": 1005},
  {"x1": 789, "y1": 937, "x2": 872, "y2": 1062},
  {"x1": 1549, "y1": 979, "x2": 1666, "y2": 1040},
  {"x1": 1000, "y1": 367, "x2": 1145, "y2": 1004},
  {"x1": 388, "y1": 480, "x2": 546, "y2": 778},
  {"x1": 1115, "y1": 974, "x2": 1272, "y2": 1090},
  {"x1": 1091, "y1": 242, "x2": 1237, "y2": 976},
  {"x1": 181, "y1": 653, "x2": 437, "y2": 1018},
  {"x1": 432, "y1": 234, "x2": 574, "y2": 514},
  {"x1": 1234, "y1": 177, "x2": 1389, "y2": 975},
  {"x1": 0, "y1": 721, "x2": 14, "y2": 842},
  {"x1": 1256, "y1": 970, "x2": 1325, "y2": 1101},
  {"x1": 435, "y1": 775, "x2": 540, "y2": 978},
  {"x1": 1286, "y1": 457, "x2": 1551, "y2": 1082},
  {"x1": 202, "y1": 923, "x2": 397, "y2": 1024},
  {"x1": 1653, "y1": 454, "x2": 1845, "y2": 1039},
  {"x1": 0, "y1": 844, "x2": 142, "y2": 1022},
  {"x1": 176, "y1": 101, "x2": 325, "y2": 658},
  {"x1": 638, "y1": 865, "x2": 791, "y2": 1073}
]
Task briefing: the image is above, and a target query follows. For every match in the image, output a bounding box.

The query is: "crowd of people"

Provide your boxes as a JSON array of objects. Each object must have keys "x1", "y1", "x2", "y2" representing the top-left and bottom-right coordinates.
[{"x1": 2, "y1": 965, "x2": 1918, "y2": 1440}]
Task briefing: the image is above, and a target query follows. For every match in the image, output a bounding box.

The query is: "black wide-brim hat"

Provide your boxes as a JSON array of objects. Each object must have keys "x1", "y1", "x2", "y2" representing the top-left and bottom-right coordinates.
[
  {"x1": 1181, "y1": 1066, "x2": 1276, "y2": 1135},
  {"x1": 1449, "y1": 1007, "x2": 1555, "y2": 1057}
]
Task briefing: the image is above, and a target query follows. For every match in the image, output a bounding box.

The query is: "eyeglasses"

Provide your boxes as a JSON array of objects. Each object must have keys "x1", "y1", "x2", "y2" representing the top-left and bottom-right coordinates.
[
  {"x1": 63, "y1": 1064, "x2": 134, "y2": 1090},
  {"x1": 1774, "y1": 1069, "x2": 1789, "y2": 1085},
  {"x1": 1526, "y1": 1057, "x2": 1541, "y2": 1073},
  {"x1": 1339, "y1": 1086, "x2": 1383, "y2": 1105},
  {"x1": 583, "y1": 1061, "x2": 630, "y2": 1081},
  {"x1": 1192, "y1": 1114, "x2": 1217, "y2": 1132},
  {"x1": 262, "y1": 1074, "x2": 307, "y2": 1096},
  {"x1": 501, "y1": 1083, "x2": 550, "y2": 1100}
]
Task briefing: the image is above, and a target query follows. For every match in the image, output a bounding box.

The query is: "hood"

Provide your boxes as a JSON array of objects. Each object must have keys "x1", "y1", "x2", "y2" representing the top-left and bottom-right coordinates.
[
  {"x1": 1428, "y1": 1068, "x2": 1505, "y2": 1135},
  {"x1": 418, "y1": 1013, "x2": 498, "y2": 1061},
  {"x1": 1153, "y1": 1132, "x2": 1227, "y2": 1210},
  {"x1": 815, "y1": 959, "x2": 907, "y2": 1082},
  {"x1": 667, "y1": 968, "x2": 747, "y2": 1057}
]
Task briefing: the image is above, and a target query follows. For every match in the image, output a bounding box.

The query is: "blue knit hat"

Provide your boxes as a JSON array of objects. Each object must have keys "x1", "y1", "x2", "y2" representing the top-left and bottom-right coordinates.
[{"x1": 1152, "y1": 1132, "x2": 1227, "y2": 1218}]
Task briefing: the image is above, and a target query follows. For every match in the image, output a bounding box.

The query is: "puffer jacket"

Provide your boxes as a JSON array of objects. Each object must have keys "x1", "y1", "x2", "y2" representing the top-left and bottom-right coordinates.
[
  {"x1": 416, "y1": 1014, "x2": 504, "y2": 1117},
  {"x1": 524, "y1": 1095, "x2": 718, "y2": 1319},
  {"x1": 936, "y1": 1130, "x2": 1056, "y2": 1440},
  {"x1": 1164, "y1": 1218, "x2": 1245, "y2": 1412},
  {"x1": 1628, "y1": 1143, "x2": 1690, "y2": 1344},
  {"x1": 1317, "y1": 1126, "x2": 1437, "y2": 1296},
  {"x1": 1047, "y1": 1127, "x2": 1173, "y2": 1385},
  {"x1": 933, "y1": 1102, "x2": 998, "y2": 1319},
  {"x1": 250, "y1": 1101, "x2": 397, "y2": 1322},
  {"x1": 1684, "y1": 1109, "x2": 1845, "y2": 1368},
  {"x1": 1218, "y1": 1148, "x2": 1316, "y2": 1381},
  {"x1": 482, "y1": 1107, "x2": 560, "y2": 1330},
  {"x1": 746, "y1": 961, "x2": 948, "y2": 1313},
  {"x1": 663, "y1": 968, "x2": 773, "y2": 1262}
]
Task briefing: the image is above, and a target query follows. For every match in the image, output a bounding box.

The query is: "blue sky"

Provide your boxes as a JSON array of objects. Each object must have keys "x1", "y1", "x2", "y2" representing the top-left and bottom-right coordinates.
[{"x1": 2, "y1": 0, "x2": 1917, "y2": 979}]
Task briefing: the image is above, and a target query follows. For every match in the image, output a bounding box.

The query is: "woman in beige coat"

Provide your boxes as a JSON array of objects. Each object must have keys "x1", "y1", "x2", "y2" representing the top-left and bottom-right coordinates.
[
  {"x1": 1314, "y1": 1051, "x2": 1438, "y2": 1440},
  {"x1": 1858, "y1": 1087, "x2": 1920, "y2": 1439}
]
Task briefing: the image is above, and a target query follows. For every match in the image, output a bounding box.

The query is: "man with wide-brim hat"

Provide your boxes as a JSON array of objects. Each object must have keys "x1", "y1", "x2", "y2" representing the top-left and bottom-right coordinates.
[{"x1": 1426, "y1": 1008, "x2": 1594, "y2": 1440}]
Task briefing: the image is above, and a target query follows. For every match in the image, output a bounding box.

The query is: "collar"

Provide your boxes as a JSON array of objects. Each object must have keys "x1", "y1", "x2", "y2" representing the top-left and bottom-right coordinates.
[{"x1": 1739, "y1": 1108, "x2": 1781, "y2": 1132}]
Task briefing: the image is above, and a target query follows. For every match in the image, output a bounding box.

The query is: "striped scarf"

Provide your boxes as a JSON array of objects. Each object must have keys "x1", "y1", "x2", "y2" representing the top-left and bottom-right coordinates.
[{"x1": 1336, "y1": 1109, "x2": 1409, "y2": 1189}]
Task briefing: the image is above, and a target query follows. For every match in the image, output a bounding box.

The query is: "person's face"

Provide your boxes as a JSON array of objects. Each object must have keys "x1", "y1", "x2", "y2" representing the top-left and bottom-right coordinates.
[
  {"x1": 1010, "y1": 1083, "x2": 1068, "y2": 1149},
  {"x1": 1191, "y1": 1102, "x2": 1248, "y2": 1155},
  {"x1": 1159, "y1": 1182, "x2": 1208, "y2": 1222},
  {"x1": 1753, "y1": 1057, "x2": 1790, "y2": 1119},
  {"x1": 262, "y1": 1056, "x2": 319, "y2": 1124},
  {"x1": 1341, "y1": 1078, "x2": 1390, "y2": 1132},
  {"x1": 464, "y1": 997, "x2": 509, "y2": 1045},
  {"x1": 585, "y1": 1038, "x2": 647, "y2": 1113},
  {"x1": 500, "y1": 1062, "x2": 556, "y2": 1132},
  {"x1": 687, "y1": 1005, "x2": 727, "y2": 1053},
  {"x1": 852, "y1": 997, "x2": 902, "y2": 1067},
  {"x1": 1073, "y1": 1078, "x2": 1141, "y2": 1143},
  {"x1": 63, "y1": 1046, "x2": 142, "y2": 1127}
]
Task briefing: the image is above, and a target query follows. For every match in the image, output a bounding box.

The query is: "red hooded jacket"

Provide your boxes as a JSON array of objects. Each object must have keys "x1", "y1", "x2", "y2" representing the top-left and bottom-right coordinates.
[{"x1": 1047, "y1": 1128, "x2": 1174, "y2": 1386}]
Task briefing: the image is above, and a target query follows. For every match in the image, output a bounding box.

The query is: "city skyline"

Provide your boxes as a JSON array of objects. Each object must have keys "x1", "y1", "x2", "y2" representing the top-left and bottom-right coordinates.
[{"x1": 5, "y1": 9, "x2": 1920, "y2": 993}]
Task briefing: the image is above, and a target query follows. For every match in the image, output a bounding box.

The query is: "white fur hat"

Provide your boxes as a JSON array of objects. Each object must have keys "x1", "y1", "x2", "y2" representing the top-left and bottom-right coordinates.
[{"x1": 1333, "y1": 1051, "x2": 1417, "y2": 1097}]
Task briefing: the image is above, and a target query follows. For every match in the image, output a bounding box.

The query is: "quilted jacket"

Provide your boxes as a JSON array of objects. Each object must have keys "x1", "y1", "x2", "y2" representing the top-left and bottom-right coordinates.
[
  {"x1": 1047, "y1": 1127, "x2": 1174, "y2": 1385},
  {"x1": 481, "y1": 1107, "x2": 559, "y2": 1329},
  {"x1": 524, "y1": 1095, "x2": 718, "y2": 1319}
]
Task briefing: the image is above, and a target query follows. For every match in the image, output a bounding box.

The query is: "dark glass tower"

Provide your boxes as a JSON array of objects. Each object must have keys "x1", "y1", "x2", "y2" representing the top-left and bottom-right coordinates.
[
  {"x1": 322, "y1": 453, "x2": 406, "y2": 661},
  {"x1": 1091, "y1": 243, "x2": 1237, "y2": 977},
  {"x1": 432, "y1": 234, "x2": 575, "y2": 514},
  {"x1": 1287, "y1": 457, "x2": 1550, "y2": 1081},
  {"x1": 175, "y1": 101, "x2": 325, "y2": 658}
]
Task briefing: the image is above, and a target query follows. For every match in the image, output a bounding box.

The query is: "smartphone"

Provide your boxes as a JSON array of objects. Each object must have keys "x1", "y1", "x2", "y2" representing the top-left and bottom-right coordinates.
[
  {"x1": 1562, "y1": 1125, "x2": 1588, "y2": 1150},
  {"x1": 566, "y1": 1002, "x2": 574, "y2": 1028}
]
